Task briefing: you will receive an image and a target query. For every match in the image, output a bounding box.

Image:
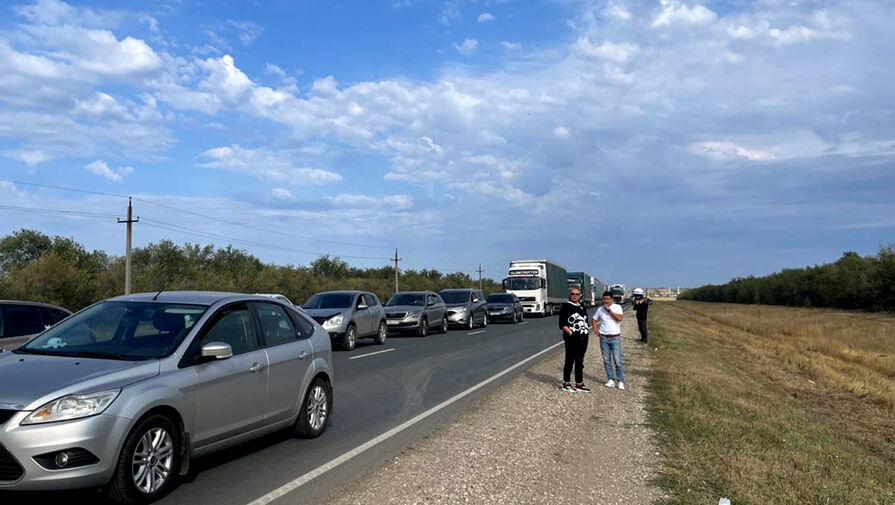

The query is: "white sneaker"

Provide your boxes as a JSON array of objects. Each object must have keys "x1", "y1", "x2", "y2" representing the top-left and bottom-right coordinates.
[
  {"x1": 617, "y1": 382, "x2": 625, "y2": 390},
  {"x1": 604, "y1": 380, "x2": 616, "y2": 388}
]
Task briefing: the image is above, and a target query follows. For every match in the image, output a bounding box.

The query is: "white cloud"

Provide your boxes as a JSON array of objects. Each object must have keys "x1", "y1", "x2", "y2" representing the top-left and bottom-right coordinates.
[
  {"x1": 688, "y1": 141, "x2": 776, "y2": 162},
  {"x1": 478, "y1": 13, "x2": 496, "y2": 23},
  {"x1": 329, "y1": 193, "x2": 414, "y2": 209},
  {"x1": 553, "y1": 126, "x2": 570, "y2": 138},
  {"x1": 573, "y1": 38, "x2": 640, "y2": 63},
  {"x1": 454, "y1": 38, "x2": 478, "y2": 56},
  {"x1": 271, "y1": 187, "x2": 293, "y2": 200},
  {"x1": 15, "y1": 0, "x2": 123, "y2": 28},
  {"x1": 3, "y1": 149, "x2": 53, "y2": 166},
  {"x1": 652, "y1": 1, "x2": 717, "y2": 28},
  {"x1": 499, "y1": 41, "x2": 521, "y2": 50},
  {"x1": 200, "y1": 145, "x2": 342, "y2": 185},
  {"x1": 228, "y1": 20, "x2": 263, "y2": 46},
  {"x1": 84, "y1": 160, "x2": 134, "y2": 181}
]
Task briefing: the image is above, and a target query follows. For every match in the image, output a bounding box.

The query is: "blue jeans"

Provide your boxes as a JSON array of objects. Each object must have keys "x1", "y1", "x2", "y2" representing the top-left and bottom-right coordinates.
[{"x1": 599, "y1": 336, "x2": 624, "y2": 382}]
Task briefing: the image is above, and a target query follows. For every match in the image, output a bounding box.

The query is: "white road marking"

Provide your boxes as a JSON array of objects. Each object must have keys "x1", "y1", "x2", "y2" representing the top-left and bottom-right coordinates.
[
  {"x1": 348, "y1": 348, "x2": 395, "y2": 360},
  {"x1": 518, "y1": 321, "x2": 529, "y2": 325},
  {"x1": 467, "y1": 330, "x2": 486, "y2": 335},
  {"x1": 245, "y1": 340, "x2": 564, "y2": 505}
]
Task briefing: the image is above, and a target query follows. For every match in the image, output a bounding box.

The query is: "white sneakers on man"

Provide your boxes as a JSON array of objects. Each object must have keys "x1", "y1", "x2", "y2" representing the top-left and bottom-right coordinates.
[
  {"x1": 604, "y1": 379, "x2": 616, "y2": 388},
  {"x1": 617, "y1": 382, "x2": 626, "y2": 390}
]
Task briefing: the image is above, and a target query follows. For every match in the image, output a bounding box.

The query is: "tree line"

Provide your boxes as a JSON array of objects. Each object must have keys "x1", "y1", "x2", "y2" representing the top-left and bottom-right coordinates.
[
  {"x1": 0, "y1": 229, "x2": 502, "y2": 311},
  {"x1": 679, "y1": 245, "x2": 895, "y2": 312}
]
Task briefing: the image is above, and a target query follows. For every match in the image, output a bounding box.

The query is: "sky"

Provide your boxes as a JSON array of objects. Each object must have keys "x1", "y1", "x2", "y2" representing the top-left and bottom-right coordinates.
[{"x1": 0, "y1": 0, "x2": 893, "y2": 289}]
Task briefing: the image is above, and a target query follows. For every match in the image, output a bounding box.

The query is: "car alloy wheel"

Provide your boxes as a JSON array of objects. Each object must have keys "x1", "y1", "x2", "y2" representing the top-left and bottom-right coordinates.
[
  {"x1": 374, "y1": 321, "x2": 387, "y2": 345},
  {"x1": 467, "y1": 315, "x2": 474, "y2": 330},
  {"x1": 512, "y1": 312, "x2": 518, "y2": 323},
  {"x1": 344, "y1": 324, "x2": 357, "y2": 351},
  {"x1": 440, "y1": 315, "x2": 448, "y2": 333},
  {"x1": 295, "y1": 377, "x2": 331, "y2": 438},
  {"x1": 307, "y1": 383, "x2": 329, "y2": 432},
  {"x1": 482, "y1": 313, "x2": 488, "y2": 327},
  {"x1": 419, "y1": 317, "x2": 428, "y2": 337},
  {"x1": 132, "y1": 427, "x2": 174, "y2": 494}
]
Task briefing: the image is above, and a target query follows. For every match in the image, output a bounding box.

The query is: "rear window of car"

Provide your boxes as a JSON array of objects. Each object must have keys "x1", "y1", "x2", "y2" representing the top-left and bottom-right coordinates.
[{"x1": 1, "y1": 305, "x2": 47, "y2": 338}]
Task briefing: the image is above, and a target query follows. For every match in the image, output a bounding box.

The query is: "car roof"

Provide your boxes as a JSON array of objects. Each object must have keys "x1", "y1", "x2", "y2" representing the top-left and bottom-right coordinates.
[
  {"x1": 439, "y1": 288, "x2": 476, "y2": 293},
  {"x1": 105, "y1": 291, "x2": 261, "y2": 305},
  {"x1": 393, "y1": 291, "x2": 431, "y2": 295},
  {"x1": 0, "y1": 300, "x2": 72, "y2": 312},
  {"x1": 313, "y1": 290, "x2": 368, "y2": 296}
]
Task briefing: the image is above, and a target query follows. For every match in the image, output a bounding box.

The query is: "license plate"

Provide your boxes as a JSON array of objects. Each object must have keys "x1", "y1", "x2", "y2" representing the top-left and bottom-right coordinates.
[{"x1": 387, "y1": 320, "x2": 400, "y2": 325}]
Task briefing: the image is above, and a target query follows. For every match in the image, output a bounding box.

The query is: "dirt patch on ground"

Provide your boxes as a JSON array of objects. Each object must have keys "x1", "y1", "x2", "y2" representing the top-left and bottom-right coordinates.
[{"x1": 324, "y1": 311, "x2": 663, "y2": 505}]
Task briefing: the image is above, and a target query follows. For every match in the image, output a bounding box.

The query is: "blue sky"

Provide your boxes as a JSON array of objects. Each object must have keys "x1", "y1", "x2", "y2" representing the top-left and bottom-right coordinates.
[{"x1": 0, "y1": 0, "x2": 893, "y2": 289}]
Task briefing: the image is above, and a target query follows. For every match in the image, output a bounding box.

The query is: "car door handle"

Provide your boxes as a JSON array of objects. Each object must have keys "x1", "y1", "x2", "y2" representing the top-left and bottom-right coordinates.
[
  {"x1": 249, "y1": 362, "x2": 265, "y2": 373},
  {"x1": 297, "y1": 351, "x2": 309, "y2": 360}
]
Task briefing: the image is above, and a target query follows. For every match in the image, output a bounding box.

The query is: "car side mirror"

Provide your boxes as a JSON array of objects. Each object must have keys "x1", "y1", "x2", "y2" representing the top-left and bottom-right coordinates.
[
  {"x1": 358, "y1": 303, "x2": 368, "y2": 310},
  {"x1": 201, "y1": 342, "x2": 233, "y2": 361}
]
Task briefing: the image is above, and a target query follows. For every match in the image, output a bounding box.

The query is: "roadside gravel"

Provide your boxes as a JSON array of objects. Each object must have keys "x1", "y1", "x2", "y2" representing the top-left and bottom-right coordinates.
[{"x1": 323, "y1": 310, "x2": 663, "y2": 505}]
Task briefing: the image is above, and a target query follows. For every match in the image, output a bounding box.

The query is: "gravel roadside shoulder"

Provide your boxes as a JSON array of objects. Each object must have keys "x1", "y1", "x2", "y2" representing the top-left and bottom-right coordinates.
[{"x1": 322, "y1": 309, "x2": 663, "y2": 505}]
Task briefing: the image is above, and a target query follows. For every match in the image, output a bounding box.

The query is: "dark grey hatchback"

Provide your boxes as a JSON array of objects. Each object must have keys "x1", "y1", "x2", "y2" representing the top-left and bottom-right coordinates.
[{"x1": 485, "y1": 293, "x2": 524, "y2": 323}]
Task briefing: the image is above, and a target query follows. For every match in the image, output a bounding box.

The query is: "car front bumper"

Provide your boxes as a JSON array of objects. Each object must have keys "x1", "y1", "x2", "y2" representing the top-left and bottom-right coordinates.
[
  {"x1": 446, "y1": 312, "x2": 471, "y2": 325},
  {"x1": 0, "y1": 411, "x2": 130, "y2": 491}
]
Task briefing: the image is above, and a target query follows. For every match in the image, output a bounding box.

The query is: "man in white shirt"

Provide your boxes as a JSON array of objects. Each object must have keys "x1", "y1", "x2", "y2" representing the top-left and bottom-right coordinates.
[{"x1": 591, "y1": 291, "x2": 625, "y2": 390}]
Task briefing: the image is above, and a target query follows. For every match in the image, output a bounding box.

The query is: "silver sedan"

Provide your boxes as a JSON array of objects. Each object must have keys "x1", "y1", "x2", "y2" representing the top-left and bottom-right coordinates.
[{"x1": 0, "y1": 291, "x2": 333, "y2": 504}]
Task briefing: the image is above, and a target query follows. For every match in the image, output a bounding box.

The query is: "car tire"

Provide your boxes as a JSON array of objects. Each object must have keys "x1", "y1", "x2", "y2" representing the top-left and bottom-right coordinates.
[
  {"x1": 343, "y1": 324, "x2": 357, "y2": 351},
  {"x1": 106, "y1": 414, "x2": 181, "y2": 505},
  {"x1": 467, "y1": 315, "x2": 475, "y2": 330},
  {"x1": 418, "y1": 317, "x2": 428, "y2": 337},
  {"x1": 439, "y1": 315, "x2": 448, "y2": 333},
  {"x1": 482, "y1": 312, "x2": 488, "y2": 327},
  {"x1": 294, "y1": 377, "x2": 332, "y2": 439},
  {"x1": 512, "y1": 311, "x2": 518, "y2": 324},
  {"x1": 520, "y1": 310, "x2": 524, "y2": 321},
  {"x1": 373, "y1": 321, "x2": 387, "y2": 345}
]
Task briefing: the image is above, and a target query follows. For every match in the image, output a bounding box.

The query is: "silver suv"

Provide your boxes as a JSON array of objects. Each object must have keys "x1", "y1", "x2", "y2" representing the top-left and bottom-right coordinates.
[
  {"x1": 439, "y1": 289, "x2": 488, "y2": 330},
  {"x1": 384, "y1": 291, "x2": 447, "y2": 337},
  {"x1": 301, "y1": 291, "x2": 387, "y2": 350},
  {"x1": 0, "y1": 291, "x2": 333, "y2": 503}
]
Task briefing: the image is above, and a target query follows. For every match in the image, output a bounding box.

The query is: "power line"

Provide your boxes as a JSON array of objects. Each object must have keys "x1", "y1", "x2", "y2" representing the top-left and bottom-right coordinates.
[{"x1": 0, "y1": 204, "x2": 119, "y2": 219}]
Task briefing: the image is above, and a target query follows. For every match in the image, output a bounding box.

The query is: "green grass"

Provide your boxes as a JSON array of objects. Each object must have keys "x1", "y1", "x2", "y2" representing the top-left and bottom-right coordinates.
[{"x1": 646, "y1": 301, "x2": 895, "y2": 505}]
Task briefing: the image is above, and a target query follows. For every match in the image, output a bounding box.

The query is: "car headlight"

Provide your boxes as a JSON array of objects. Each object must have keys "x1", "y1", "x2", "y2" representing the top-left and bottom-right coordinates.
[
  {"x1": 22, "y1": 389, "x2": 120, "y2": 425},
  {"x1": 406, "y1": 311, "x2": 421, "y2": 321},
  {"x1": 323, "y1": 314, "x2": 344, "y2": 328},
  {"x1": 454, "y1": 307, "x2": 468, "y2": 314}
]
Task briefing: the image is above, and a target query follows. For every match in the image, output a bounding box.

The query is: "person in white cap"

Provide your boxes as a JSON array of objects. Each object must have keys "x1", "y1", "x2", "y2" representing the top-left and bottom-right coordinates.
[
  {"x1": 631, "y1": 288, "x2": 650, "y2": 343},
  {"x1": 592, "y1": 291, "x2": 625, "y2": 390}
]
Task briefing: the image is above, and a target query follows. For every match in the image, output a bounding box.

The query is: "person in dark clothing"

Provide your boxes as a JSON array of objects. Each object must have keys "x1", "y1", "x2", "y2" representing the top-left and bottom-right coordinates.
[
  {"x1": 558, "y1": 288, "x2": 591, "y2": 392},
  {"x1": 632, "y1": 293, "x2": 650, "y2": 343}
]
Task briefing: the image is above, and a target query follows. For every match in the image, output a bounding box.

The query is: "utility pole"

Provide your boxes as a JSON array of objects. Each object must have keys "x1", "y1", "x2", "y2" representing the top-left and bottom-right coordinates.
[
  {"x1": 118, "y1": 197, "x2": 139, "y2": 295},
  {"x1": 476, "y1": 264, "x2": 484, "y2": 291},
  {"x1": 392, "y1": 248, "x2": 401, "y2": 293}
]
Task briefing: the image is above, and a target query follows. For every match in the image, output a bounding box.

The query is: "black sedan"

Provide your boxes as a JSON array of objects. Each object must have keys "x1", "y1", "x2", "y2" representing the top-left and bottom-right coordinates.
[{"x1": 485, "y1": 293, "x2": 524, "y2": 323}]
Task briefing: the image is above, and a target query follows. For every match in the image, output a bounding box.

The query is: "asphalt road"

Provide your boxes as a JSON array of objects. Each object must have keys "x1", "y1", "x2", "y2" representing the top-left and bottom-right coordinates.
[{"x1": 3, "y1": 311, "x2": 572, "y2": 505}]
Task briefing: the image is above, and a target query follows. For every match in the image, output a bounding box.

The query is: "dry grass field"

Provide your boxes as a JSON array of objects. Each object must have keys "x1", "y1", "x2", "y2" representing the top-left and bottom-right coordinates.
[{"x1": 647, "y1": 301, "x2": 895, "y2": 505}]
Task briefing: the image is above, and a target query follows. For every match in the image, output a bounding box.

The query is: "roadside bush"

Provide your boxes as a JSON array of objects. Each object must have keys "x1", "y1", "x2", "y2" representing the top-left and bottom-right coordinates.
[
  {"x1": 681, "y1": 245, "x2": 895, "y2": 313},
  {"x1": 0, "y1": 229, "x2": 502, "y2": 311}
]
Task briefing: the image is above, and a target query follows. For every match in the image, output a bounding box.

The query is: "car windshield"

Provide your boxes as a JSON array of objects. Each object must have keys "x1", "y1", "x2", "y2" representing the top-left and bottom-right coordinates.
[
  {"x1": 18, "y1": 301, "x2": 207, "y2": 360},
  {"x1": 303, "y1": 293, "x2": 354, "y2": 309},
  {"x1": 440, "y1": 292, "x2": 470, "y2": 303},
  {"x1": 487, "y1": 294, "x2": 514, "y2": 303},
  {"x1": 386, "y1": 294, "x2": 425, "y2": 306},
  {"x1": 503, "y1": 277, "x2": 541, "y2": 290}
]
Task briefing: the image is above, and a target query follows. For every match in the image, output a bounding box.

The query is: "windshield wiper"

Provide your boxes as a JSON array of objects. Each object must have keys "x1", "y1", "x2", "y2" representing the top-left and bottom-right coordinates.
[{"x1": 54, "y1": 350, "x2": 149, "y2": 361}]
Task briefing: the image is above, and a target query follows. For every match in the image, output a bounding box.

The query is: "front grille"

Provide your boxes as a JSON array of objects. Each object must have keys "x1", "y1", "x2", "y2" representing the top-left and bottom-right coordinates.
[
  {"x1": 518, "y1": 297, "x2": 535, "y2": 302},
  {"x1": 386, "y1": 312, "x2": 406, "y2": 319},
  {"x1": 0, "y1": 410, "x2": 16, "y2": 426},
  {"x1": 0, "y1": 444, "x2": 25, "y2": 482}
]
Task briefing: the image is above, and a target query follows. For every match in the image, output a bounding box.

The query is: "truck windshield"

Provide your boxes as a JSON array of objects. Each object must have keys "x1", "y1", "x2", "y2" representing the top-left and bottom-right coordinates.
[{"x1": 503, "y1": 277, "x2": 541, "y2": 290}]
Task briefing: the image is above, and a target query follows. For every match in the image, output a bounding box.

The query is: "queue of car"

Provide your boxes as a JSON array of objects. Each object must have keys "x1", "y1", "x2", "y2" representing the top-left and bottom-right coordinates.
[{"x1": 0, "y1": 285, "x2": 525, "y2": 503}]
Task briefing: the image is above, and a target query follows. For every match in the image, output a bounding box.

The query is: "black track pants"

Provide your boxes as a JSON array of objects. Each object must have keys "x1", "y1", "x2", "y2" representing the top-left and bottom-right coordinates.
[
  {"x1": 562, "y1": 333, "x2": 589, "y2": 384},
  {"x1": 638, "y1": 319, "x2": 648, "y2": 342}
]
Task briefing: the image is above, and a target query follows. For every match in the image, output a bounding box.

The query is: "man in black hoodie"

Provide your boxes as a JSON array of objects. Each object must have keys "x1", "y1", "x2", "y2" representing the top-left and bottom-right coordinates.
[{"x1": 558, "y1": 287, "x2": 591, "y2": 392}]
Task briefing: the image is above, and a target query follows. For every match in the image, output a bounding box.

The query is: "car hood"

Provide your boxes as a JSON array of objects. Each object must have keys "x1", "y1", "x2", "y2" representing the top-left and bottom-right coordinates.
[
  {"x1": 302, "y1": 308, "x2": 348, "y2": 319},
  {"x1": 487, "y1": 303, "x2": 513, "y2": 308},
  {"x1": 384, "y1": 305, "x2": 423, "y2": 312},
  {"x1": 444, "y1": 303, "x2": 470, "y2": 309},
  {"x1": 0, "y1": 352, "x2": 160, "y2": 411}
]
